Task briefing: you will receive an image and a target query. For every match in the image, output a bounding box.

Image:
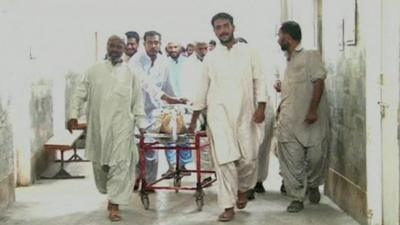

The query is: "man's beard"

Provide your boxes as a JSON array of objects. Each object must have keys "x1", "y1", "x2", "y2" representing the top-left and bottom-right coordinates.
[
  {"x1": 108, "y1": 52, "x2": 122, "y2": 64},
  {"x1": 196, "y1": 53, "x2": 204, "y2": 61},
  {"x1": 218, "y1": 33, "x2": 234, "y2": 44},
  {"x1": 147, "y1": 49, "x2": 158, "y2": 57},
  {"x1": 280, "y1": 43, "x2": 289, "y2": 51},
  {"x1": 170, "y1": 53, "x2": 179, "y2": 60}
]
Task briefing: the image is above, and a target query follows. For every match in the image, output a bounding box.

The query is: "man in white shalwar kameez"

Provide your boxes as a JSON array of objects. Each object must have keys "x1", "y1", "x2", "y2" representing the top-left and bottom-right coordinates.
[
  {"x1": 181, "y1": 42, "x2": 209, "y2": 102},
  {"x1": 275, "y1": 21, "x2": 329, "y2": 213},
  {"x1": 182, "y1": 42, "x2": 213, "y2": 171},
  {"x1": 67, "y1": 36, "x2": 145, "y2": 222},
  {"x1": 189, "y1": 13, "x2": 267, "y2": 222},
  {"x1": 232, "y1": 39, "x2": 276, "y2": 199}
]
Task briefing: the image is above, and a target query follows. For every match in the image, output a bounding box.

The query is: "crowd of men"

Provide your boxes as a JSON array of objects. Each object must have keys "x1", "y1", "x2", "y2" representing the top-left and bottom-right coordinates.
[{"x1": 67, "y1": 12, "x2": 329, "y2": 222}]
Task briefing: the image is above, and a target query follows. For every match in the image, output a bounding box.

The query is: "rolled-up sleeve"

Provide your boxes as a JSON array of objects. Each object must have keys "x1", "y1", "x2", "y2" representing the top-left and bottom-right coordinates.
[{"x1": 308, "y1": 50, "x2": 327, "y2": 82}]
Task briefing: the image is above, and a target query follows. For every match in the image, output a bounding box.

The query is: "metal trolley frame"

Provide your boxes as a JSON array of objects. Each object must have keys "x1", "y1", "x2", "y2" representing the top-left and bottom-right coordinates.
[{"x1": 137, "y1": 131, "x2": 216, "y2": 211}]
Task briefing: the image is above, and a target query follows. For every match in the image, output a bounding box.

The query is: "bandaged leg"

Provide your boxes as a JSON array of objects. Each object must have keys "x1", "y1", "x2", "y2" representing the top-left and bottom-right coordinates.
[{"x1": 165, "y1": 139, "x2": 193, "y2": 168}]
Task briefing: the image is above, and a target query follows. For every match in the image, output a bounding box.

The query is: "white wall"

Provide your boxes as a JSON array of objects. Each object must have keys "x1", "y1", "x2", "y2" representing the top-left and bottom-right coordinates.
[
  {"x1": 0, "y1": 0, "x2": 281, "y2": 184},
  {"x1": 1, "y1": 0, "x2": 281, "y2": 102}
]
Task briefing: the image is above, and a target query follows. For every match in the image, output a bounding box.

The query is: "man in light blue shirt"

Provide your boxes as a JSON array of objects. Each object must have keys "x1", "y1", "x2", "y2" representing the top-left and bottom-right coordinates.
[
  {"x1": 163, "y1": 42, "x2": 193, "y2": 178},
  {"x1": 166, "y1": 42, "x2": 186, "y2": 96},
  {"x1": 130, "y1": 31, "x2": 176, "y2": 186}
]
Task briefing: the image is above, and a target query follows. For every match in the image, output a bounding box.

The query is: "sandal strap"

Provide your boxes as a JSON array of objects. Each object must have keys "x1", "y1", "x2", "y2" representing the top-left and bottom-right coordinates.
[{"x1": 218, "y1": 211, "x2": 234, "y2": 222}]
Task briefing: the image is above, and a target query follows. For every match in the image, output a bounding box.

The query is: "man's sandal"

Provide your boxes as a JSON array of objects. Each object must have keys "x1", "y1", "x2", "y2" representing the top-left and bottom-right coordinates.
[
  {"x1": 236, "y1": 191, "x2": 248, "y2": 209},
  {"x1": 286, "y1": 200, "x2": 304, "y2": 213},
  {"x1": 218, "y1": 208, "x2": 235, "y2": 222},
  {"x1": 108, "y1": 203, "x2": 122, "y2": 222},
  {"x1": 109, "y1": 211, "x2": 122, "y2": 222}
]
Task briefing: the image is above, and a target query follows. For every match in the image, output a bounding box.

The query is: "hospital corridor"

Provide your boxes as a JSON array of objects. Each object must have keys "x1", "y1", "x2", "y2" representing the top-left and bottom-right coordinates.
[{"x1": 0, "y1": 0, "x2": 399, "y2": 225}]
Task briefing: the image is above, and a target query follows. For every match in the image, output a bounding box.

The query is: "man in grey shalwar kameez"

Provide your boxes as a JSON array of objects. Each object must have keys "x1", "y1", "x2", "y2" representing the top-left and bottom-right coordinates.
[
  {"x1": 275, "y1": 21, "x2": 329, "y2": 213},
  {"x1": 67, "y1": 35, "x2": 146, "y2": 221}
]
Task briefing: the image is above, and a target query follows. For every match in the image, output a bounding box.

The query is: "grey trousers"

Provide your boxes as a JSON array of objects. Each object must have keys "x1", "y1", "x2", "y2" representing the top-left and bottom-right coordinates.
[{"x1": 277, "y1": 138, "x2": 328, "y2": 201}]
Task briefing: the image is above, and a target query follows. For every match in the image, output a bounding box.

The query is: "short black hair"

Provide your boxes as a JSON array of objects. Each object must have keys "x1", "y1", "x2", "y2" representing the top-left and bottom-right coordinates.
[
  {"x1": 143, "y1": 31, "x2": 161, "y2": 42},
  {"x1": 280, "y1": 21, "x2": 302, "y2": 41},
  {"x1": 125, "y1": 31, "x2": 140, "y2": 42},
  {"x1": 211, "y1": 12, "x2": 234, "y2": 27},
  {"x1": 209, "y1": 40, "x2": 216, "y2": 46}
]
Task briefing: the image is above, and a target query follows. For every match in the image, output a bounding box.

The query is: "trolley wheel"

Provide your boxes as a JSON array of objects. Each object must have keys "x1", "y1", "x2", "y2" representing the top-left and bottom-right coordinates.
[
  {"x1": 174, "y1": 178, "x2": 181, "y2": 193},
  {"x1": 195, "y1": 190, "x2": 204, "y2": 211},
  {"x1": 140, "y1": 193, "x2": 150, "y2": 210}
]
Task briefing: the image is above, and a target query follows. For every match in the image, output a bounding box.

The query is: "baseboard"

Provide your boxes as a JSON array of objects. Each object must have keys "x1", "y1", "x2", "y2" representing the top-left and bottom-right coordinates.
[
  {"x1": 325, "y1": 168, "x2": 367, "y2": 225},
  {"x1": 0, "y1": 173, "x2": 15, "y2": 209}
]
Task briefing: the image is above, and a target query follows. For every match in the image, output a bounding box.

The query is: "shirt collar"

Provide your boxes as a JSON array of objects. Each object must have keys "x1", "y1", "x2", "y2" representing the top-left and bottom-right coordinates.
[
  {"x1": 217, "y1": 41, "x2": 242, "y2": 52},
  {"x1": 142, "y1": 52, "x2": 162, "y2": 67},
  {"x1": 285, "y1": 43, "x2": 303, "y2": 60},
  {"x1": 144, "y1": 52, "x2": 156, "y2": 61},
  {"x1": 168, "y1": 55, "x2": 183, "y2": 64},
  {"x1": 294, "y1": 43, "x2": 303, "y2": 52}
]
